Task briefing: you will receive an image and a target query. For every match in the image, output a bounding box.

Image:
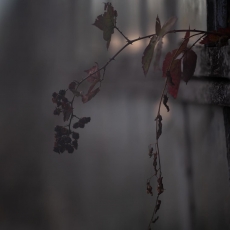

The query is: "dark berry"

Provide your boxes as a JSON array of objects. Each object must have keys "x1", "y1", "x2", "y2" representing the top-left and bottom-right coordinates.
[
  {"x1": 72, "y1": 132, "x2": 79, "y2": 140},
  {"x1": 54, "y1": 125, "x2": 62, "y2": 133},
  {"x1": 57, "y1": 137, "x2": 65, "y2": 145},
  {"x1": 85, "y1": 117, "x2": 91, "y2": 123},
  {"x1": 79, "y1": 122, "x2": 85, "y2": 128},
  {"x1": 65, "y1": 136, "x2": 72, "y2": 143},
  {"x1": 52, "y1": 92, "x2": 58, "y2": 98},
  {"x1": 53, "y1": 108, "x2": 61, "y2": 115},
  {"x1": 59, "y1": 146, "x2": 66, "y2": 153},
  {"x1": 80, "y1": 117, "x2": 91, "y2": 124},
  {"x1": 59, "y1": 90, "x2": 66, "y2": 96},
  {"x1": 66, "y1": 144, "x2": 74, "y2": 153},
  {"x1": 53, "y1": 146, "x2": 60, "y2": 153},
  {"x1": 61, "y1": 127, "x2": 69, "y2": 135},
  {"x1": 73, "y1": 122, "x2": 79, "y2": 129},
  {"x1": 62, "y1": 97, "x2": 68, "y2": 103}
]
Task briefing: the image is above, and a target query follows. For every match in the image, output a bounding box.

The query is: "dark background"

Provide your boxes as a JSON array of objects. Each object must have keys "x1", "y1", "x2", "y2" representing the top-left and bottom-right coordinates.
[{"x1": 0, "y1": 0, "x2": 229, "y2": 230}]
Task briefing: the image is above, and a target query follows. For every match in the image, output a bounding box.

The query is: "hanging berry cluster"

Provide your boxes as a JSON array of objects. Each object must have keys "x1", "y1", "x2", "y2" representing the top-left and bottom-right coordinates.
[
  {"x1": 53, "y1": 125, "x2": 79, "y2": 153},
  {"x1": 52, "y1": 88, "x2": 92, "y2": 154}
]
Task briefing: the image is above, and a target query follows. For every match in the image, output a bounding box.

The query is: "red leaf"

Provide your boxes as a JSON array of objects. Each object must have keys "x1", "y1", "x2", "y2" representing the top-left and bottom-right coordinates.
[
  {"x1": 177, "y1": 28, "x2": 190, "y2": 56},
  {"x1": 162, "y1": 48, "x2": 183, "y2": 98},
  {"x1": 167, "y1": 59, "x2": 181, "y2": 98},
  {"x1": 182, "y1": 49, "x2": 197, "y2": 84},
  {"x1": 200, "y1": 27, "x2": 230, "y2": 46},
  {"x1": 162, "y1": 49, "x2": 178, "y2": 78},
  {"x1": 85, "y1": 62, "x2": 101, "y2": 82},
  {"x1": 82, "y1": 87, "x2": 100, "y2": 103},
  {"x1": 69, "y1": 82, "x2": 76, "y2": 90}
]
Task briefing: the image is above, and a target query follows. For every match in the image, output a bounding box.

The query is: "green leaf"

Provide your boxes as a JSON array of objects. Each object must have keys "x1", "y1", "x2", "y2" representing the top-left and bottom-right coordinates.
[
  {"x1": 142, "y1": 35, "x2": 157, "y2": 76},
  {"x1": 159, "y1": 16, "x2": 177, "y2": 37},
  {"x1": 93, "y1": 3, "x2": 118, "y2": 49},
  {"x1": 153, "y1": 38, "x2": 163, "y2": 70}
]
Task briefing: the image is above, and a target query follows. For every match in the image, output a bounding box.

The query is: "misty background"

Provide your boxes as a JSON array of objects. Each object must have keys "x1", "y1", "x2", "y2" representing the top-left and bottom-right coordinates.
[{"x1": 0, "y1": 0, "x2": 230, "y2": 230}]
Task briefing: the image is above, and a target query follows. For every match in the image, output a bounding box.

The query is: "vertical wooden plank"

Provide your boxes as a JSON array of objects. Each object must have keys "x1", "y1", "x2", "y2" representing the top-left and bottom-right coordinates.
[{"x1": 223, "y1": 107, "x2": 230, "y2": 181}]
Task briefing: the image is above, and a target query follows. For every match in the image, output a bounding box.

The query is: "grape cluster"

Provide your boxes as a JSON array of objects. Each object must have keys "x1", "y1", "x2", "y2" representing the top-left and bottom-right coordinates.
[
  {"x1": 53, "y1": 125, "x2": 79, "y2": 154},
  {"x1": 73, "y1": 117, "x2": 91, "y2": 129}
]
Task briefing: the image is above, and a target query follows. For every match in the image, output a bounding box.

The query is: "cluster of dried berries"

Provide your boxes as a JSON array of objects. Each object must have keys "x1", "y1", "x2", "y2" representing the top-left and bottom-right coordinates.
[
  {"x1": 146, "y1": 182, "x2": 153, "y2": 196},
  {"x1": 53, "y1": 125, "x2": 79, "y2": 154},
  {"x1": 52, "y1": 90, "x2": 73, "y2": 122}
]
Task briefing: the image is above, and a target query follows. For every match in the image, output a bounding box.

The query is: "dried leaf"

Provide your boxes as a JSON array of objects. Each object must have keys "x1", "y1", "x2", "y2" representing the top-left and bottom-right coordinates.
[
  {"x1": 155, "y1": 115, "x2": 162, "y2": 140},
  {"x1": 163, "y1": 94, "x2": 170, "y2": 112},
  {"x1": 146, "y1": 182, "x2": 153, "y2": 196},
  {"x1": 157, "y1": 177, "x2": 164, "y2": 195},
  {"x1": 93, "y1": 3, "x2": 117, "y2": 49},
  {"x1": 155, "y1": 15, "x2": 161, "y2": 36},
  {"x1": 159, "y1": 16, "x2": 177, "y2": 37},
  {"x1": 183, "y1": 49, "x2": 197, "y2": 84},
  {"x1": 69, "y1": 82, "x2": 81, "y2": 96},
  {"x1": 82, "y1": 87, "x2": 100, "y2": 103},
  {"x1": 142, "y1": 35, "x2": 158, "y2": 76},
  {"x1": 148, "y1": 144, "x2": 153, "y2": 158},
  {"x1": 154, "y1": 200, "x2": 161, "y2": 213},
  {"x1": 85, "y1": 62, "x2": 101, "y2": 83}
]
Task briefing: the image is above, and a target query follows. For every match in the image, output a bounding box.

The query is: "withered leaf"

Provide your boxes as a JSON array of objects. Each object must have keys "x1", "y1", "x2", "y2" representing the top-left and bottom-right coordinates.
[
  {"x1": 154, "y1": 200, "x2": 161, "y2": 213},
  {"x1": 157, "y1": 177, "x2": 164, "y2": 195},
  {"x1": 163, "y1": 94, "x2": 170, "y2": 112},
  {"x1": 146, "y1": 182, "x2": 153, "y2": 196},
  {"x1": 93, "y1": 3, "x2": 117, "y2": 49},
  {"x1": 69, "y1": 82, "x2": 81, "y2": 97},
  {"x1": 155, "y1": 115, "x2": 162, "y2": 140},
  {"x1": 82, "y1": 87, "x2": 100, "y2": 103},
  {"x1": 148, "y1": 144, "x2": 153, "y2": 158},
  {"x1": 183, "y1": 49, "x2": 197, "y2": 84},
  {"x1": 85, "y1": 62, "x2": 101, "y2": 83}
]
